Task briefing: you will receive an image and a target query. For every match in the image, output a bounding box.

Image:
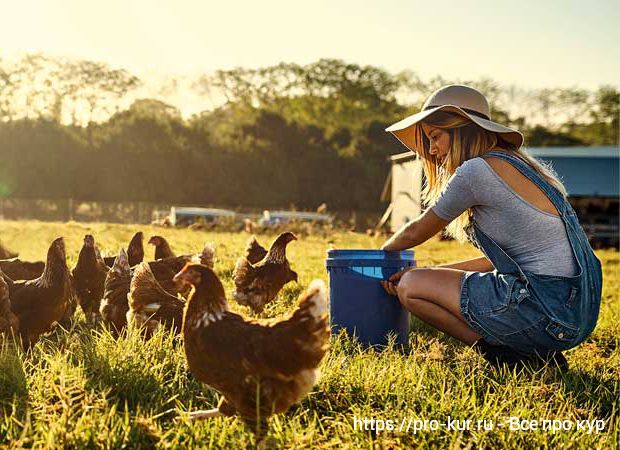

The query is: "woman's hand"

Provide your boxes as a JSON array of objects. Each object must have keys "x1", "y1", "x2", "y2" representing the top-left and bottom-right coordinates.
[
  {"x1": 380, "y1": 266, "x2": 427, "y2": 297},
  {"x1": 380, "y1": 267, "x2": 415, "y2": 296}
]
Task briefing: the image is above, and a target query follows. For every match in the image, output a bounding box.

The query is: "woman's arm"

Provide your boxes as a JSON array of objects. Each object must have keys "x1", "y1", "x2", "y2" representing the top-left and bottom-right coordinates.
[
  {"x1": 436, "y1": 256, "x2": 495, "y2": 272},
  {"x1": 381, "y1": 209, "x2": 450, "y2": 251}
]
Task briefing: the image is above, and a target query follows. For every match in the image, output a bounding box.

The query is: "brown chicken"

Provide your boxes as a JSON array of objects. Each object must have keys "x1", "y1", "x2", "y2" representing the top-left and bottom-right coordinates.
[
  {"x1": 148, "y1": 243, "x2": 215, "y2": 296},
  {"x1": 233, "y1": 232, "x2": 298, "y2": 314},
  {"x1": 72, "y1": 235, "x2": 109, "y2": 321},
  {"x1": 100, "y1": 249, "x2": 132, "y2": 332},
  {"x1": 148, "y1": 235, "x2": 175, "y2": 260},
  {"x1": 0, "y1": 258, "x2": 45, "y2": 280},
  {"x1": 5, "y1": 237, "x2": 73, "y2": 347},
  {"x1": 0, "y1": 270, "x2": 19, "y2": 336},
  {"x1": 244, "y1": 236, "x2": 268, "y2": 265},
  {"x1": 174, "y1": 264, "x2": 329, "y2": 442},
  {"x1": 58, "y1": 272, "x2": 79, "y2": 328},
  {"x1": 103, "y1": 231, "x2": 145, "y2": 268},
  {"x1": 0, "y1": 242, "x2": 18, "y2": 260},
  {"x1": 127, "y1": 262, "x2": 185, "y2": 337},
  {"x1": 101, "y1": 250, "x2": 193, "y2": 332}
]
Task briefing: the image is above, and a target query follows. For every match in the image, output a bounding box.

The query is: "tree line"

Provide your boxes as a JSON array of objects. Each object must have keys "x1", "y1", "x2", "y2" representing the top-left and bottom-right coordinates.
[{"x1": 0, "y1": 55, "x2": 617, "y2": 212}]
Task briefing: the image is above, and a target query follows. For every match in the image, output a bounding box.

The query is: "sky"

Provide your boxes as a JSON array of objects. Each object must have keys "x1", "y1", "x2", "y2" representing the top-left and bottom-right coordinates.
[{"x1": 1, "y1": 0, "x2": 618, "y2": 115}]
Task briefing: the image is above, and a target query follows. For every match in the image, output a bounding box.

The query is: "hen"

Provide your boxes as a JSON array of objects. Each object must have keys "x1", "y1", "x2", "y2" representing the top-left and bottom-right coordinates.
[
  {"x1": 100, "y1": 249, "x2": 132, "y2": 333},
  {"x1": 0, "y1": 242, "x2": 18, "y2": 260},
  {"x1": 127, "y1": 262, "x2": 185, "y2": 337},
  {"x1": 233, "y1": 232, "x2": 298, "y2": 314},
  {"x1": 174, "y1": 264, "x2": 329, "y2": 442},
  {"x1": 148, "y1": 235, "x2": 175, "y2": 260},
  {"x1": 0, "y1": 258, "x2": 45, "y2": 280},
  {"x1": 100, "y1": 250, "x2": 194, "y2": 332},
  {"x1": 5, "y1": 237, "x2": 73, "y2": 347},
  {"x1": 0, "y1": 270, "x2": 19, "y2": 336},
  {"x1": 103, "y1": 231, "x2": 145, "y2": 268},
  {"x1": 72, "y1": 235, "x2": 109, "y2": 322},
  {"x1": 149, "y1": 243, "x2": 215, "y2": 296}
]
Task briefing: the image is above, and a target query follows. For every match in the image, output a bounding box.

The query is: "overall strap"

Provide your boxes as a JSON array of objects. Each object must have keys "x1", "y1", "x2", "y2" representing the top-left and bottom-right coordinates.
[{"x1": 483, "y1": 150, "x2": 568, "y2": 216}]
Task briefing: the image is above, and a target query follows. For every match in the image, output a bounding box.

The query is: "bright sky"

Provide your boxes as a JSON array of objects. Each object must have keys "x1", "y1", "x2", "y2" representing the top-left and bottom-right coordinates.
[{"x1": 2, "y1": 0, "x2": 618, "y2": 115}]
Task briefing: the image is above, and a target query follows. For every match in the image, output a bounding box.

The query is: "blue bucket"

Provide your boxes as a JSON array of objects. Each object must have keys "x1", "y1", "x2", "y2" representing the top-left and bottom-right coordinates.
[{"x1": 326, "y1": 249, "x2": 415, "y2": 349}]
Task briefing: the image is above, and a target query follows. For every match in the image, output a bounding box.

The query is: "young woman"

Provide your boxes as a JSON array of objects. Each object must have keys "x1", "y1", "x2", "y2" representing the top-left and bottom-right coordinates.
[{"x1": 380, "y1": 84, "x2": 603, "y2": 369}]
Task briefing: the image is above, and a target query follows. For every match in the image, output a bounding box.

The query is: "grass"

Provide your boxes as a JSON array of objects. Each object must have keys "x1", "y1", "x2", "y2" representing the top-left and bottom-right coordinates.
[{"x1": 0, "y1": 220, "x2": 618, "y2": 449}]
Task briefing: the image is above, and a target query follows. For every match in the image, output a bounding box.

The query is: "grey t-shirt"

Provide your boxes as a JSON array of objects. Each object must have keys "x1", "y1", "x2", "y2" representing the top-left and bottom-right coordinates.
[{"x1": 431, "y1": 157, "x2": 579, "y2": 277}]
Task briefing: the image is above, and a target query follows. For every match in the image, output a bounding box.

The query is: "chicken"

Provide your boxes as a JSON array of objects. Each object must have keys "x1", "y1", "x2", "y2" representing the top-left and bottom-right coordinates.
[
  {"x1": 5, "y1": 237, "x2": 73, "y2": 347},
  {"x1": 72, "y1": 235, "x2": 109, "y2": 322},
  {"x1": 103, "y1": 231, "x2": 145, "y2": 268},
  {"x1": 148, "y1": 243, "x2": 215, "y2": 296},
  {"x1": 233, "y1": 232, "x2": 298, "y2": 314},
  {"x1": 0, "y1": 242, "x2": 18, "y2": 260},
  {"x1": 174, "y1": 264, "x2": 329, "y2": 442},
  {"x1": 127, "y1": 262, "x2": 185, "y2": 337},
  {"x1": 0, "y1": 270, "x2": 19, "y2": 336},
  {"x1": 101, "y1": 250, "x2": 190, "y2": 332},
  {"x1": 244, "y1": 236, "x2": 268, "y2": 265},
  {"x1": 148, "y1": 235, "x2": 175, "y2": 260},
  {"x1": 149, "y1": 255, "x2": 193, "y2": 296},
  {"x1": 0, "y1": 258, "x2": 45, "y2": 280},
  {"x1": 58, "y1": 272, "x2": 79, "y2": 328},
  {"x1": 100, "y1": 249, "x2": 131, "y2": 333}
]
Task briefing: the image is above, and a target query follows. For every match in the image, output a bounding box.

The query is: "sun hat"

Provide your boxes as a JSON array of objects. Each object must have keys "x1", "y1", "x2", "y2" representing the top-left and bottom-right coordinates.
[{"x1": 386, "y1": 84, "x2": 524, "y2": 151}]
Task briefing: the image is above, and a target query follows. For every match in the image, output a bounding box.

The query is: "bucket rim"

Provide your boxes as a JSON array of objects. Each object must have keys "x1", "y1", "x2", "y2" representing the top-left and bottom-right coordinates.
[{"x1": 326, "y1": 249, "x2": 414, "y2": 260}]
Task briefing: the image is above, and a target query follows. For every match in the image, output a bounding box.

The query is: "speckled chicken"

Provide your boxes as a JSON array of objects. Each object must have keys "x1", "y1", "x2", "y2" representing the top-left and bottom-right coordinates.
[
  {"x1": 72, "y1": 235, "x2": 109, "y2": 322},
  {"x1": 103, "y1": 231, "x2": 145, "y2": 268},
  {"x1": 5, "y1": 237, "x2": 73, "y2": 347},
  {"x1": 0, "y1": 258, "x2": 45, "y2": 280},
  {"x1": 100, "y1": 249, "x2": 132, "y2": 333},
  {"x1": 148, "y1": 235, "x2": 175, "y2": 260},
  {"x1": 174, "y1": 264, "x2": 329, "y2": 442},
  {"x1": 0, "y1": 270, "x2": 19, "y2": 336},
  {"x1": 127, "y1": 262, "x2": 185, "y2": 337},
  {"x1": 233, "y1": 232, "x2": 298, "y2": 314},
  {"x1": 100, "y1": 248, "x2": 202, "y2": 332}
]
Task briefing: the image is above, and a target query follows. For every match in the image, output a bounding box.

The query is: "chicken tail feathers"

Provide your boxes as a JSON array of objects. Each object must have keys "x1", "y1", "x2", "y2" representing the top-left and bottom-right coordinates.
[
  {"x1": 285, "y1": 279, "x2": 330, "y2": 363},
  {"x1": 245, "y1": 236, "x2": 268, "y2": 264},
  {"x1": 295, "y1": 279, "x2": 329, "y2": 324},
  {"x1": 232, "y1": 256, "x2": 255, "y2": 286}
]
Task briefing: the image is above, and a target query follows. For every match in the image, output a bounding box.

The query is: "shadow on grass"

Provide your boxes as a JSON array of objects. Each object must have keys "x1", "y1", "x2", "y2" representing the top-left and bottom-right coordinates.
[{"x1": 73, "y1": 327, "x2": 203, "y2": 415}]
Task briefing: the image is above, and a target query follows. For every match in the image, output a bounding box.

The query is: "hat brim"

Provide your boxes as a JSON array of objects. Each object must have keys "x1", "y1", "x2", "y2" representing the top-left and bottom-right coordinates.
[{"x1": 386, "y1": 104, "x2": 524, "y2": 150}]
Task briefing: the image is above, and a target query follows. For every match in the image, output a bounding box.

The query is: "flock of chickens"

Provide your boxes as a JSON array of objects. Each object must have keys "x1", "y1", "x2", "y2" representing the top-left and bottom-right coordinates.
[{"x1": 0, "y1": 232, "x2": 330, "y2": 442}]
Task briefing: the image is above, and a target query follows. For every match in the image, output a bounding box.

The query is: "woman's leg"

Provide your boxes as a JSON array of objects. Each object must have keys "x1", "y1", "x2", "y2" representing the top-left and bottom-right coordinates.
[{"x1": 395, "y1": 267, "x2": 481, "y2": 345}]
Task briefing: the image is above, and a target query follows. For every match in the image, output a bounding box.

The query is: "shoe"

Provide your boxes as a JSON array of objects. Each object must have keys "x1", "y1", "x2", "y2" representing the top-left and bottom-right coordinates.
[{"x1": 472, "y1": 339, "x2": 569, "y2": 372}]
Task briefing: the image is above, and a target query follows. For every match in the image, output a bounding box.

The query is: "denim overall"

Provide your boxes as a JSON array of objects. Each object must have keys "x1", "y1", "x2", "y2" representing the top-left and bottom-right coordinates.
[{"x1": 459, "y1": 151, "x2": 603, "y2": 355}]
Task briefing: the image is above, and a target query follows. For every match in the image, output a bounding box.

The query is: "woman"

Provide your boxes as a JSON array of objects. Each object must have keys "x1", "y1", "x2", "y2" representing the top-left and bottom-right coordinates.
[{"x1": 380, "y1": 84, "x2": 602, "y2": 369}]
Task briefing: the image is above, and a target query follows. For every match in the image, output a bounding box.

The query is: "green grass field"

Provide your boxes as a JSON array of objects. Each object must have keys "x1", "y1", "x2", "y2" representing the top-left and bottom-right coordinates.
[{"x1": 0, "y1": 221, "x2": 618, "y2": 449}]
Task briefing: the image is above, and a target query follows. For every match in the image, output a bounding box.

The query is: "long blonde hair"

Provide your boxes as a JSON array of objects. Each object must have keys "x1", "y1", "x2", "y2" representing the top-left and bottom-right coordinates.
[{"x1": 409, "y1": 111, "x2": 568, "y2": 242}]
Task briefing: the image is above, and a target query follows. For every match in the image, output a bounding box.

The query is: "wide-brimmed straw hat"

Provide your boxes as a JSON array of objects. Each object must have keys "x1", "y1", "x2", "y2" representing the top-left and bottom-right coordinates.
[{"x1": 386, "y1": 84, "x2": 524, "y2": 151}]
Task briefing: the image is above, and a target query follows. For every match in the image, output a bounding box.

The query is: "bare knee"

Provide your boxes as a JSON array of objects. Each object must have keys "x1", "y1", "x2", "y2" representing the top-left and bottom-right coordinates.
[{"x1": 397, "y1": 269, "x2": 420, "y2": 300}]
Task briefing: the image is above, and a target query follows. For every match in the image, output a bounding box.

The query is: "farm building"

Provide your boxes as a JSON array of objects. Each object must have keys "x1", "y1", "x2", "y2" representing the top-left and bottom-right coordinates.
[{"x1": 380, "y1": 146, "x2": 619, "y2": 247}]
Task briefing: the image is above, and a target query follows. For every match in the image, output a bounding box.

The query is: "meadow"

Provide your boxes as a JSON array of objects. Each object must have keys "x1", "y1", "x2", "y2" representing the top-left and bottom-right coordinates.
[{"x1": 0, "y1": 221, "x2": 617, "y2": 449}]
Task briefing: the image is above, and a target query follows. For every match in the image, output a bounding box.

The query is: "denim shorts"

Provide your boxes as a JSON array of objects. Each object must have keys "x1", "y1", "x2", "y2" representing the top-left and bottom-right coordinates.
[{"x1": 459, "y1": 270, "x2": 584, "y2": 355}]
